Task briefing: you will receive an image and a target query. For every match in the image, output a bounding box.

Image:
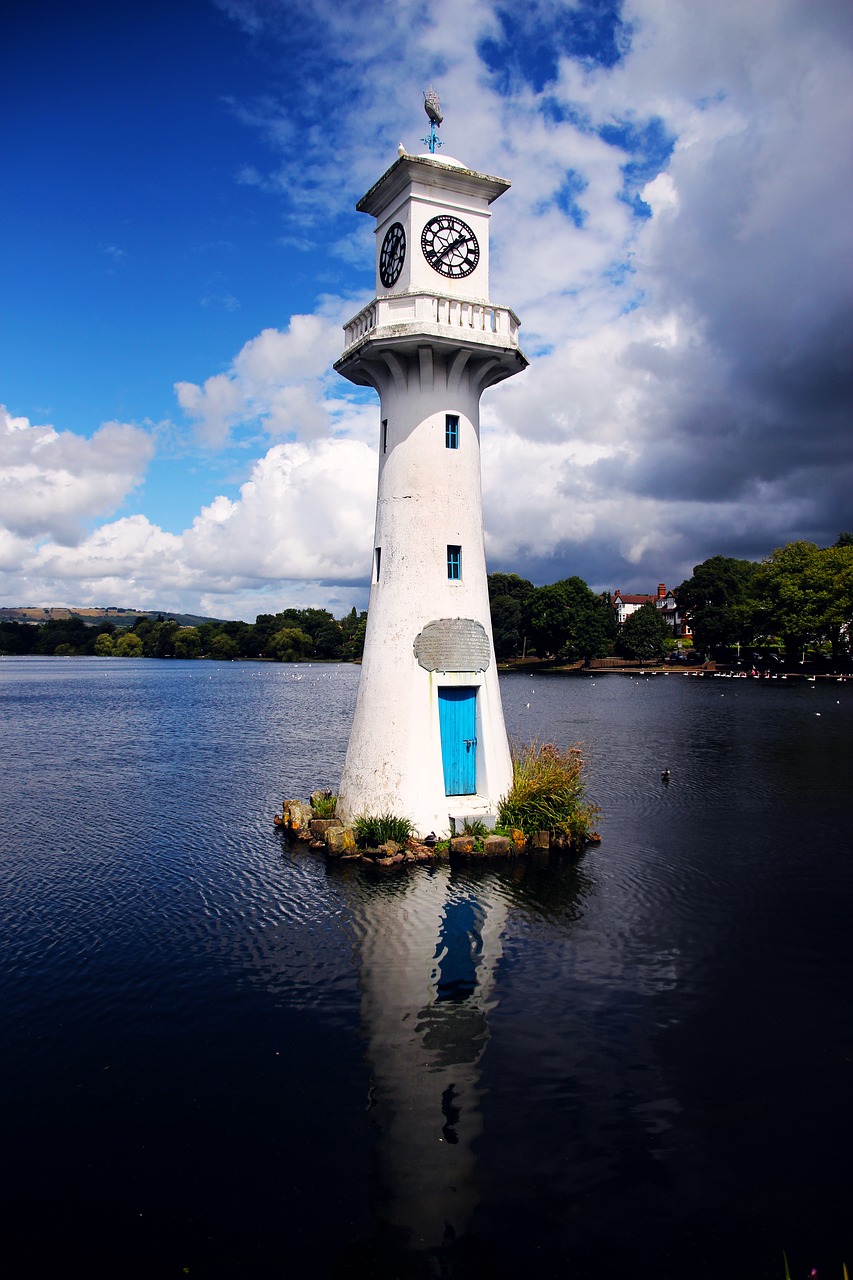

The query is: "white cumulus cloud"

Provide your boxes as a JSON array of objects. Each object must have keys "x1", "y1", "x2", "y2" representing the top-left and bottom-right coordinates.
[
  {"x1": 0, "y1": 406, "x2": 155, "y2": 545},
  {"x1": 175, "y1": 303, "x2": 366, "y2": 447}
]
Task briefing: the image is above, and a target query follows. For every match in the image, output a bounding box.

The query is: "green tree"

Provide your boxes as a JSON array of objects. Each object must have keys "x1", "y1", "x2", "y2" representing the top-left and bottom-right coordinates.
[
  {"x1": 675, "y1": 556, "x2": 758, "y2": 652},
  {"x1": 253, "y1": 613, "x2": 281, "y2": 653},
  {"x1": 174, "y1": 627, "x2": 201, "y2": 659},
  {"x1": 131, "y1": 615, "x2": 159, "y2": 644},
  {"x1": 214, "y1": 619, "x2": 258, "y2": 658},
  {"x1": 196, "y1": 621, "x2": 220, "y2": 655},
  {"x1": 487, "y1": 573, "x2": 535, "y2": 604},
  {"x1": 617, "y1": 601, "x2": 669, "y2": 661},
  {"x1": 311, "y1": 618, "x2": 345, "y2": 659},
  {"x1": 341, "y1": 608, "x2": 368, "y2": 661},
  {"x1": 0, "y1": 621, "x2": 37, "y2": 655},
  {"x1": 115, "y1": 632, "x2": 143, "y2": 657},
  {"x1": 490, "y1": 594, "x2": 524, "y2": 659},
  {"x1": 752, "y1": 541, "x2": 853, "y2": 664},
  {"x1": 488, "y1": 573, "x2": 535, "y2": 658},
  {"x1": 267, "y1": 627, "x2": 313, "y2": 662},
  {"x1": 94, "y1": 632, "x2": 115, "y2": 656},
  {"x1": 525, "y1": 577, "x2": 615, "y2": 661},
  {"x1": 34, "y1": 616, "x2": 91, "y2": 655},
  {"x1": 823, "y1": 543, "x2": 853, "y2": 659},
  {"x1": 209, "y1": 633, "x2": 240, "y2": 660},
  {"x1": 235, "y1": 624, "x2": 264, "y2": 659},
  {"x1": 752, "y1": 541, "x2": 822, "y2": 663},
  {"x1": 142, "y1": 618, "x2": 180, "y2": 658}
]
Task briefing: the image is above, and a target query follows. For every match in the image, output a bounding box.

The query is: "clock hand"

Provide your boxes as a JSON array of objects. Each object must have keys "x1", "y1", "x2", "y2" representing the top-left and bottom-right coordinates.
[{"x1": 437, "y1": 235, "x2": 467, "y2": 261}]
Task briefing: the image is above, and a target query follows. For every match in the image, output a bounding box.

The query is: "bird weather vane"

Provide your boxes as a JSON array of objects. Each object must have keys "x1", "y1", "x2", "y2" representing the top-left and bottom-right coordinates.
[{"x1": 421, "y1": 84, "x2": 443, "y2": 153}]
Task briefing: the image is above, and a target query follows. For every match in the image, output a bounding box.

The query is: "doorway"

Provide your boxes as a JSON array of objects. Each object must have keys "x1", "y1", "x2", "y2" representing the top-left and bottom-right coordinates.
[{"x1": 438, "y1": 687, "x2": 477, "y2": 795}]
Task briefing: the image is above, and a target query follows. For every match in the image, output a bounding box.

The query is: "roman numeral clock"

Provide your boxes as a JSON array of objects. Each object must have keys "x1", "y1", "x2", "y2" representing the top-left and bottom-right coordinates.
[
  {"x1": 421, "y1": 214, "x2": 480, "y2": 278},
  {"x1": 335, "y1": 92, "x2": 527, "y2": 836}
]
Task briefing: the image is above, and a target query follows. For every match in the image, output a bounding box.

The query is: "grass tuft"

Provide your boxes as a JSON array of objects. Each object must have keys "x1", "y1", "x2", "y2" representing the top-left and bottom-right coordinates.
[
  {"x1": 353, "y1": 812, "x2": 414, "y2": 848},
  {"x1": 461, "y1": 818, "x2": 490, "y2": 838},
  {"x1": 497, "y1": 740, "x2": 598, "y2": 846},
  {"x1": 311, "y1": 792, "x2": 337, "y2": 818}
]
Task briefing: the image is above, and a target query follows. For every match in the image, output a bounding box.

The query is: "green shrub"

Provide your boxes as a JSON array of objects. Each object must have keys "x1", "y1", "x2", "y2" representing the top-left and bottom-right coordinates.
[
  {"x1": 353, "y1": 812, "x2": 414, "y2": 848},
  {"x1": 312, "y1": 793, "x2": 337, "y2": 818},
  {"x1": 498, "y1": 740, "x2": 598, "y2": 846}
]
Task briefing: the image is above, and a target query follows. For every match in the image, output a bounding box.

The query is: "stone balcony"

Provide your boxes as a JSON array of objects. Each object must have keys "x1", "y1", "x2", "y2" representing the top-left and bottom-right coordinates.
[{"x1": 340, "y1": 292, "x2": 522, "y2": 357}]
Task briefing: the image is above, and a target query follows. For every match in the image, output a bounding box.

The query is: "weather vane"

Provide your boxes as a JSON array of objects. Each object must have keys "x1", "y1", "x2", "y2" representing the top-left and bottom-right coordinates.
[{"x1": 421, "y1": 84, "x2": 443, "y2": 154}]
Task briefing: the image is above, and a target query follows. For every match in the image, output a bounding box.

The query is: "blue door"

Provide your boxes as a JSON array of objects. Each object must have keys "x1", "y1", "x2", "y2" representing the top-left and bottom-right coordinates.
[{"x1": 438, "y1": 687, "x2": 477, "y2": 795}]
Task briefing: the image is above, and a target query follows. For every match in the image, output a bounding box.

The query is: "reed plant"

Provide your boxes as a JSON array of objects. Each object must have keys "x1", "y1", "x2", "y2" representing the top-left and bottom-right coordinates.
[
  {"x1": 352, "y1": 812, "x2": 414, "y2": 848},
  {"x1": 497, "y1": 740, "x2": 598, "y2": 846}
]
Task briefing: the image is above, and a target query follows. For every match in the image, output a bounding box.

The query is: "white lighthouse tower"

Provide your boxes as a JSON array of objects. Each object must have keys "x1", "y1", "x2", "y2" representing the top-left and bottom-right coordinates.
[{"x1": 336, "y1": 98, "x2": 527, "y2": 836}]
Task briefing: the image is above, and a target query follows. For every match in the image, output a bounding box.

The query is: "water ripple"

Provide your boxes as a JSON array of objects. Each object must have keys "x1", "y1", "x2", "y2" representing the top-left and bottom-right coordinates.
[{"x1": 2, "y1": 659, "x2": 853, "y2": 1276}]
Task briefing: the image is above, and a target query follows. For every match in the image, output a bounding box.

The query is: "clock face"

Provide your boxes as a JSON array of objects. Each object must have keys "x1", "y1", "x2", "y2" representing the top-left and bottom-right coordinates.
[
  {"x1": 379, "y1": 222, "x2": 406, "y2": 288},
  {"x1": 421, "y1": 214, "x2": 480, "y2": 279}
]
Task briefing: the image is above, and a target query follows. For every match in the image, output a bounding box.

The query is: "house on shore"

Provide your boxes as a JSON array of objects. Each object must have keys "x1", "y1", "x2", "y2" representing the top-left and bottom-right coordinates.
[{"x1": 613, "y1": 584, "x2": 694, "y2": 643}]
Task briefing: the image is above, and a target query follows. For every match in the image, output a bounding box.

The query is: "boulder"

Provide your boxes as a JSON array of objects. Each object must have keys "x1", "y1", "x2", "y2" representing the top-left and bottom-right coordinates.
[
  {"x1": 483, "y1": 835, "x2": 511, "y2": 857},
  {"x1": 325, "y1": 826, "x2": 357, "y2": 857},
  {"x1": 282, "y1": 800, "x2": 312, "y2": 833},
  {"x1": 450, "y1": 835, "x2": 475, "y2": 856},
  {"x1": 310, "y1": 818, "x2": 342, "y2": 839}
]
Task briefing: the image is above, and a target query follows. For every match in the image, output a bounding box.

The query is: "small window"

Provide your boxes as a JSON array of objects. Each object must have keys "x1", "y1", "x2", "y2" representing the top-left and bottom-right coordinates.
[
  {"x1": 447, "y1": 545, "x2": 461, "y2": 580},
  {"x1": 445, "y1": 414, "x2": 459, "y2": 449},
  {"x1": 382, "y1": 419, "x2": 388, "y2": 453},
  {"x1": 374, "y1": 547, "x2": 381, "y2": 581}
]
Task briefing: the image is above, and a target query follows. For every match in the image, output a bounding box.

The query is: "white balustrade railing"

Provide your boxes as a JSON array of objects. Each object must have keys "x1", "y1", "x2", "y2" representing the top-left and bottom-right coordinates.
[
  {"x1": 342, "y1": 293, "x2": 520, "y2": 351},
  {"x1": 343, "y1": 302, "x2": 377, "y2": 347}
]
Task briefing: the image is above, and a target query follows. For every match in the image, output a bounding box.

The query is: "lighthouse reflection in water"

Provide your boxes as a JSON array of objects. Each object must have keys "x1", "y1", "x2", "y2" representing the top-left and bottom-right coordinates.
[{"x1": 349, "y1": 865, "x2": 508, "y2": 1249}]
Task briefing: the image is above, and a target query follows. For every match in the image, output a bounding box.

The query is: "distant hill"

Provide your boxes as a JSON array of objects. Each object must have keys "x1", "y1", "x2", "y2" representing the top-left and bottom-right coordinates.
[{"x1": 0, "y1": 606, "x2": 224, "y2": 628}]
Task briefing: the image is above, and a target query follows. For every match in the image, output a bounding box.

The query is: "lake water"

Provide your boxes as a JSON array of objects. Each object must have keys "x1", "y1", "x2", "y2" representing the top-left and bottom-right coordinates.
[{"x1": 1, "y1": 658, "x2": 851, "y2": 1278}]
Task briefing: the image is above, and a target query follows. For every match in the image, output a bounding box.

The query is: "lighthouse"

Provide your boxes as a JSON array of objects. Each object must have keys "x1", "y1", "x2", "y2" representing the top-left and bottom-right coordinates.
[{"x1": 335, "y1": 99, "x2": 527, "y2": 836}]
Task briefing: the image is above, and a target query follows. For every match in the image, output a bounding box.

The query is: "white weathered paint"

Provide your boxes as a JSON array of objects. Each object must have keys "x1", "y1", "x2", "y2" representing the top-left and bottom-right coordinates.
[{"x1": 335, "y1": 152, "x2": 527, "y2": 837}]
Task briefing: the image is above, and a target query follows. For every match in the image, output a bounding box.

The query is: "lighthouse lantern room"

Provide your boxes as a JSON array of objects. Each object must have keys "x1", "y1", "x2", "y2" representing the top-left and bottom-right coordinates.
[{"x1": 335, "y1": 96, "x2": 527, "y2": 837}]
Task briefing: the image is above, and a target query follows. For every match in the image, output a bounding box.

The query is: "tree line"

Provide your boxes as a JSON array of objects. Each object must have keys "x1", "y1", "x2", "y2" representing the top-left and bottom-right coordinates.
[
  {"x1": 676, "y1": 535, "x2": 853, "y2": 665},
  {"x1": 0, "y1": 607, "x2": 368, "y2": 662},
  {"x1": 489, "y1": 535, "x2": 853, "y2": 666},
  {"x1": 487, "y1": 572, "x2": 668, "y2": 662},
  {"x1": 2, "y1": 534, "x2": 851, "y2": 666}
]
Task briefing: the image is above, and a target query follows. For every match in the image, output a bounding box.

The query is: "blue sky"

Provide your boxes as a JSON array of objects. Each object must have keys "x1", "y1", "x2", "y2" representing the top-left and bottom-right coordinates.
[{"x1": 2, "y1": 0, "x2": 852, "y2": 619}]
